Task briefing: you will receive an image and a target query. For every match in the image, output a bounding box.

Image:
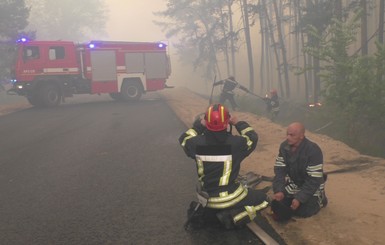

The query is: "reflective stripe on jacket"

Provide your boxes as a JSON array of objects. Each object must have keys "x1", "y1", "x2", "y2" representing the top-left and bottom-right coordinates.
[{"x1": 178, "y1": 121, "x2": 258, "y2": 202}]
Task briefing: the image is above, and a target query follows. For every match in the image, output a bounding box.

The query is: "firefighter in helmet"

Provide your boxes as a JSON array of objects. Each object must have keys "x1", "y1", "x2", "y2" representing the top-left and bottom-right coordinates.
[{"x1": 179, "y1": 104, "x2": 269, "y2": 229}]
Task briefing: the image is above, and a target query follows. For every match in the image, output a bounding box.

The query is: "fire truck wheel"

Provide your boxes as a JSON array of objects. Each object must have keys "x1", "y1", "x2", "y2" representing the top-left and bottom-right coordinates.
[
  {"x1": 40, "y1": 84, "x2": 61, "y2": 107},
  {"x1": 121, "y1": 82, "x2": 142, "y2": 101},
  {"x1": 27, "y1": 94, "x2": 43, "y2": 106}
]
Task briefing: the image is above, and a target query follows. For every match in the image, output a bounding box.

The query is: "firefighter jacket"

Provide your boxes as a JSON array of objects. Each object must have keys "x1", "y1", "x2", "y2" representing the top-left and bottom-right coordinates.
[
  {"x1": 179, "y1": 120, "x2": 258, "y2": 209},
  {"x1": 263, "y1": 94, "x2": 280, "y2": 113},
  {"x1": 273, "y1": 137, "x2": 326, "y2": 204},
  {"x1": 214, "y1": 78, "x2": 250, "y2": 94},
  {"x1": 214, "y1": 78, "x2": 237, "y2": 94}
]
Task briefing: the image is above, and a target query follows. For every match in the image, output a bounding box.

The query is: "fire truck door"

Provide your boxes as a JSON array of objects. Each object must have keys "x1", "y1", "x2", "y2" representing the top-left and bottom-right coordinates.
[
  {"x1": 90, "y1": 50, "x2": 118, "y2": 93},
  {"x1": 20, "y1": 46, "x2": 44, "y2": 76},
  {"x1": 125, "y1": 53, "x2": 144, "y2": 73},
  {"x1": 145, "y1": 53, "x2": 168, "y2": 79}
]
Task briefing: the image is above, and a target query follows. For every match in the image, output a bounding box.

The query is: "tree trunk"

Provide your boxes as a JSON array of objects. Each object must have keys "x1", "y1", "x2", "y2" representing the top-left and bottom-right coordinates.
[
  {"x1": 272, "y1": 0, "x2": 290, "y2": 98},
  {"x1": 379, "y1": 0, "x2": 384, "y2": 44},
  {"x1": 361, "y1": 0, "x2": 368, "y2": 56},
  {"x1": 220, "y1": 7, "x2": 231, "y2": 76},
  {"x1": 228, "y1": 1, "x2": 237, "y2": 76},
  {"x1": 295, "y1": 0, "x2": 310, "y2": 103},
  {"x1": 292, "y1": 0, "x2": 301, "y2": 98},
  {"x1": 313, "y1": 55, "x2": 321, "y2": 104},
  {"x1": 241, "y1": 0, "x2": 255, "y2": 92},
  {"x1": 259, "y1": 0, "x2": 266, "y2": 92},
  {"x1": 261, "y1": 0, "x2": 284, "y2": 97},
  {"x1": 334, "y1": 0, "x2": 343, "y2": 21},
  {"x1": 377, "y1": 0, "x2": 385, "y2": 83},
  {"x1": 305, "y1": 0, "x2": 313, "y2": 100}
]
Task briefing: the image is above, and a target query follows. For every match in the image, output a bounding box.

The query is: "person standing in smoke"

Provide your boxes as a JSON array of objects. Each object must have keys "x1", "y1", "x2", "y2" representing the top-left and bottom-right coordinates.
[
  {"x1": 263, "y1": 89, "x2": 280, "y2": 121},
  {"x1": 213, "y1": 76, "x2": 242, "y2": 111}
]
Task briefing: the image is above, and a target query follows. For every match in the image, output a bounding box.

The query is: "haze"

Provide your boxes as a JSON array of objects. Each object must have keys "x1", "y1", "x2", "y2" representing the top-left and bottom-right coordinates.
[
  {"x1": 106, "y1": 0, "x2": 194, "y2": 89},
  {"x1": 106, "y1": 0, "x2": 166, "y2": 42}
]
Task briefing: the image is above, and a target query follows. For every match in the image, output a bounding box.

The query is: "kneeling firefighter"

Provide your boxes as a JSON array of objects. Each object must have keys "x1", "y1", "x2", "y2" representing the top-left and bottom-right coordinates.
[{"x1": 179, "y1": 104, "x2": 269, "y2": 229}]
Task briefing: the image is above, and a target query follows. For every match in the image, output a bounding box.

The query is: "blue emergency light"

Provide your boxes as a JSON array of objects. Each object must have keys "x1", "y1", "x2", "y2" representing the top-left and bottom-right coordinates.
[
  {"x1": 17, "y1": 37, "x2": 28, "y2": 43},
  {"x1": 157, "y1": 40, "x2": 168, "y2": 49}
]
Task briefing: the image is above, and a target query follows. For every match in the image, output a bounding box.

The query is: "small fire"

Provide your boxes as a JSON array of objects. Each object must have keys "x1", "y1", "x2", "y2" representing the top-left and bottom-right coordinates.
[{"x1": 308, "y1": 102, "x2": 322, "y2": 107}]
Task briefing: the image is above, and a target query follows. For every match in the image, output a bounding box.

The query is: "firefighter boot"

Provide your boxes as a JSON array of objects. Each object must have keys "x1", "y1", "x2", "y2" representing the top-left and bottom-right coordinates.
[
  {"x1": 216, "y1": 210, "x2": 235, "y2": 230},
  {"x1": 185, "y1": 201, "x2": 205, "y2": 230}
]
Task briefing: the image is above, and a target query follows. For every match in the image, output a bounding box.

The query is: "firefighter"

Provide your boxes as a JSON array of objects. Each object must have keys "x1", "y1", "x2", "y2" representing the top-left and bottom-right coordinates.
[
  {"x1": 263, "y1": 89, "x2": 280, "y2": 121},
  {"x1": 213, "y1": 76, "x2": 244, "y2": 111},
  {"x1": 271, "y1": 122, "x2": 328, "y2": 222},
  {"x1": 179, "y1": 104, "x2": 269, "y2": 229}
]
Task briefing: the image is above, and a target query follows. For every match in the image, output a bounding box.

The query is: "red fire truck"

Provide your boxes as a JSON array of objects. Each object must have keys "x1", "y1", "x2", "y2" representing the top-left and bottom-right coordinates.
[{"x1": 9, "y1": 39, "x2": 171, "y2": 107}]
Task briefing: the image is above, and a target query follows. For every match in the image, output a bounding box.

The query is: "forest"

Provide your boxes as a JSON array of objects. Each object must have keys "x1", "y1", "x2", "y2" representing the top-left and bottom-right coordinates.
[
  {"x1": 155, "y1": 0, "x2": 385, "y2": 157},
  {"x1": 0, "y1": 0, "x2": 384, "y2": 157}
]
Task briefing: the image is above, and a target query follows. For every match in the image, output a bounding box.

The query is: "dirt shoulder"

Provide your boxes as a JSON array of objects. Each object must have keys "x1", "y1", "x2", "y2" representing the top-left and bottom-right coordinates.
[
  {"x1": 159, "y1": 87, "x2": 385, "y2": 245},
  {"x1": 0, "y1": 103, "x2": 30, "y2": 116}
]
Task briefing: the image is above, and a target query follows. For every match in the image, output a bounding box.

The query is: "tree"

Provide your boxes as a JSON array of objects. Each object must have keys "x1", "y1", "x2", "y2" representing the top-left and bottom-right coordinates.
[
  {"x1": 272, "y1": 0, "x2": 290, "y2": 97},
  {"x1": 379, "y1": 0, "x2": 385, "y2": 44},
  {"x1": 377, "y1": 0, "x2": 385, "y2": 83},
  {"x1": 304, "y1": 12, "x2": 385, "y2": 138},
  {"x1": 249, "y1": 0, "x2": 277, "y2": 95},
  {"x1": 249, "y1": 0, "x2": 292, "y2": 97},
  {"x1": 291, "y1": 0, "x2": 310, "y2": 102},
  {"x1": 155, "y1": 0, "x2": 239, "y2": 81},
  {"x1": 298, "y1": 0, "x2": 334, "y2": 103},
  {"x1": 26, "y1": 0, "x2": 108, "y2": 41},
  {"x1": 0, "y1": 0, "x2": 31, "y2": 79},
  {"x1": 240, "y1": 0, "x2": 255, "y2": 92},
  {"x1": 227, "y1": 0, "x2": 237, "y2": 77},
  {"x1": 360, "y1": 0, "x2": 368, "y2": 55}
]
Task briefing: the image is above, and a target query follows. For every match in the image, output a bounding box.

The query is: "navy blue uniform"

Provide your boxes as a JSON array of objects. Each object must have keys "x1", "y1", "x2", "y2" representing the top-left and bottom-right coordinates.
[
  {"x1": 273, "y1": 137, "x2": 327, "y2": 218},
  {"x1": 214, "y1": 78, "x2": 239, "y2": 110},
  {"x1": 179, "y1": 119, "x2": 268, "y2": 228}
]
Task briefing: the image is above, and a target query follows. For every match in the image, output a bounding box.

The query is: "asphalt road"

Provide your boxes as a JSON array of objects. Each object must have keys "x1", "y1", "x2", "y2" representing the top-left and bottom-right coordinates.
[{"x1": 0, "y1": 94, "x2": 262, "y2": 244}]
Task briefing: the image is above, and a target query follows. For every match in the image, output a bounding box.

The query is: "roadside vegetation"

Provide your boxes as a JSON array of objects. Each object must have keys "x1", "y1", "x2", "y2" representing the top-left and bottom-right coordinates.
[
  {"x1": 234, "y1": 93, "x2": 385, "y2": 159},
  {"x1": 157, "y1": 0, "x2": 385, "y2": 159}
]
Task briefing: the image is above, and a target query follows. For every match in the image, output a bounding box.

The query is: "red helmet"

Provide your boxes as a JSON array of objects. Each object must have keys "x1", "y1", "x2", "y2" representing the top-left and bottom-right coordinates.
[
  {"x1": 205, "y1": 104, "x2": 230, "y2": 131},
  {"x1": 270, "y1": 89, "x2": 277, "y2": 95}
]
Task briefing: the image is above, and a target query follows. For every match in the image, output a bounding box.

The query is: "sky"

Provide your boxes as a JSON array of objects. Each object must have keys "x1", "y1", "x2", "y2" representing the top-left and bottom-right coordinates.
[
  {"x1": 105, "y1": 0, "x2": 199, "y2": 89},
  {"x1": 106, "y1": 0, "x2": 168, "y2": 42}
]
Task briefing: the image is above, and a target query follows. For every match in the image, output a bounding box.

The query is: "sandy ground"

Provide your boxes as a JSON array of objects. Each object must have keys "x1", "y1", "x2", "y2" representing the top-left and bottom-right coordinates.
[
  {"x1": 1, "y1": 87, "x2": 385, "y2": 244},
  {"x1": 159, "y1": 87, "x2": 385, "y2": 245}
]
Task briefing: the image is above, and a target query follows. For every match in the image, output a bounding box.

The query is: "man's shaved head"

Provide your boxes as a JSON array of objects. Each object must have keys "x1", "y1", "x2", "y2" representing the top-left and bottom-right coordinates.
[{"x1": 286, "y1": 122, "x2": 305, "y2": 147}]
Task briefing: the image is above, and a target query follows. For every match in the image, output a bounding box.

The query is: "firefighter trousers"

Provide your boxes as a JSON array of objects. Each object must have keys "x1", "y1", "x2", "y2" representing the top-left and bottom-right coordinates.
[
  {"x1": 219, "y1": 92, "x2": 238, "y2": 110},
  {"x1": 213, "y1": 188, "x2": 268, "y2": 229}
]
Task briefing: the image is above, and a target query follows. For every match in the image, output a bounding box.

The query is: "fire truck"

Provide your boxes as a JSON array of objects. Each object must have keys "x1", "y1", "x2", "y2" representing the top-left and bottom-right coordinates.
[{"x1": 9, "y1": 39, "x2": 171, "y2": 107}]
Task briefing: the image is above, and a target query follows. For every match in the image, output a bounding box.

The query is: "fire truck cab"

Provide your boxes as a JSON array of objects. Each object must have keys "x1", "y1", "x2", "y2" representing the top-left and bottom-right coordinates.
[{"x1": 10, "y1": 40, "x2": 171, "y2": 107}]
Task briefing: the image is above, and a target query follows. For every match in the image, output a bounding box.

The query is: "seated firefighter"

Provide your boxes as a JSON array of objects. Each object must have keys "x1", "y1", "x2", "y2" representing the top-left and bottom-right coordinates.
[
  {"x1": 179, "y1": 104, "x2": 269, "y2": 229},
  {"x1": 271, "y1": 122, "x2": 328, "y2": 222}
]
